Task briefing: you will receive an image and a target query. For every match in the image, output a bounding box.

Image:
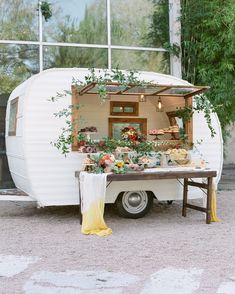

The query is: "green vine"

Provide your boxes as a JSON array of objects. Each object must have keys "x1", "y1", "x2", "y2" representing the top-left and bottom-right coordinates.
[
  {"x1": 175, "y1": 106, "x2": 193, "y2": 123},
  {"x1": 175, "y1": 94, "x2": 216, "y2": 137},
  {"x1": 39, "y1": 1, "x2": 52, "y2": 22},
  {"x1": 72, "y1": 68, "x2": 151, "y2": 103}
]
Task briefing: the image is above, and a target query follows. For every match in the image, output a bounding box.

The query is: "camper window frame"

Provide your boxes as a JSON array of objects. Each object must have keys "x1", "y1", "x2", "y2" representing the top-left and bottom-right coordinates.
[
  {"x1": 71, "y1": 85, "x2": 193, "y2": 150},
  {"x1": 8, "y1": 97, "x2": 19, "y2": 136},
  {"x1": 110, "y1": 101, "x2": 139, "y2": 116}
]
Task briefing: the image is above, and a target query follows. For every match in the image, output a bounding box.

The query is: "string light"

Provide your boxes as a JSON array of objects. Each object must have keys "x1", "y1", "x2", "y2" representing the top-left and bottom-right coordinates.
[{"x1": 156, "y1": 97, "x2": 163, "y2": 112}]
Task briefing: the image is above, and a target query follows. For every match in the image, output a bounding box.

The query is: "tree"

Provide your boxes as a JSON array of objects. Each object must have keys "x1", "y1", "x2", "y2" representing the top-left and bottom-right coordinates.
[
  {"x1": 181, "y1": 0, "x2": 235, "y2": 135},
  {"x1": 148, "y1": 0, "x2": 235, "y2": 137}
]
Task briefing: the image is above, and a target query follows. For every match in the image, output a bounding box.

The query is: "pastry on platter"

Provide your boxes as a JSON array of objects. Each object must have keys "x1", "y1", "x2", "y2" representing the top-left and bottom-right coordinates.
[
  {"x1": 149, "y1": 129, "x2": 164, "y2": 135},
  {"x1": 115, "y1": 146, "x2": 132, "y2": 153}
]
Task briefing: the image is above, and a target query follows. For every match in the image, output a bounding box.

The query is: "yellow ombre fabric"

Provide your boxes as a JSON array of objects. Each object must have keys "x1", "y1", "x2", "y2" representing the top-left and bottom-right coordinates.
[
  {"x1": 80, "y1": 172, "x2": 112, "y2": 236},
  {"x1": 211, "y1": 189, "x2": 220, "y2": 222},
  {"x1": 81, "y1": 200, "x2": 112, "y2": 236}
]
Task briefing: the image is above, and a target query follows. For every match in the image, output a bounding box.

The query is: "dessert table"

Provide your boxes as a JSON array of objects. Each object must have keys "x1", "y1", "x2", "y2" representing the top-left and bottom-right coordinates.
[{"x1": 75, "y1": 167, "x2": 217, "y2": 225}]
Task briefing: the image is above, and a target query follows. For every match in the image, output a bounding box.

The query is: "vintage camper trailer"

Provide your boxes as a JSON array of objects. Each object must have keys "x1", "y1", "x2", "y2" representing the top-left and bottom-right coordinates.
[{"x1": 5, "y1": 68, "x2": 223, "y2": 218}]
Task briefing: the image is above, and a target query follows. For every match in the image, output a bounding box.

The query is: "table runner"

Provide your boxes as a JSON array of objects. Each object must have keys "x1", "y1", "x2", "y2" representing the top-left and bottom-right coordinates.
[{"x1": 79, "y1": 172, "x2": 112, "y2": 236}]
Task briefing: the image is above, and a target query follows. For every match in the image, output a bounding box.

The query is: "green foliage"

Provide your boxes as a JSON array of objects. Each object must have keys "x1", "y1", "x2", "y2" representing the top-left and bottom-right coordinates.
[
  {"x1": 73, "y1": 68, "x2": 151, "y2": 102},
  {"x1": 175, "y1": 106, "x2": 193, "y2": 123},
  {"x1": 51, "y1": 100, "x2": 82, "y2": 156},
  {"x1": 0, "y1": 1, "x2": 39, "y2": 95},
  {"x1": 147, "y1": 0, "x2": 169, "y2": 48},
  {"x1": 39, "y1": 1, "x2": 52, "y2": 22},
  {"x1": 176, "y1": 94, "x2": 217, "y2": 138},
  {"x1": 180, "y1": 0, "x2": 235, "y2": 138},
  {"x1": 148, "y1": 0, "x2": 235, "y2": 139}
]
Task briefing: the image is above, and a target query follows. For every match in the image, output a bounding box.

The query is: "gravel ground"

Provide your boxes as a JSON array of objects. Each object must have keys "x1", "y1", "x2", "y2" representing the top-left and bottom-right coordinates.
[{"x1": 0, "y1": 190, "x2": 235, "y2": 294}]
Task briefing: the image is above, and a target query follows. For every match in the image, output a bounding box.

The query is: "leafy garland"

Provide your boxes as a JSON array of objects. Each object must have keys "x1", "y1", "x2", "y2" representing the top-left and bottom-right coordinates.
[
  {"x1": 50, "y1": 68, "x2": 216, "y2": 155},
  {"x1": 175, "y1": 94, "x2": 217, "y2": 137},
  {"x1": 72, "y1": 68, "x2": 151, "y2": 102}
]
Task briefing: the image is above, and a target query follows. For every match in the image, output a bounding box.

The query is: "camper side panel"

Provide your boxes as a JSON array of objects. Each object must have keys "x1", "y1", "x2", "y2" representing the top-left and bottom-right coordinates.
[
  {"x1": 23, "y1": 70, "x2": 85, "y2": 205},
  {"x1": 5, "y1": 86, "x2": 32, "y2": 195},
  {"x1": 193, "y1": 111, "x2": 223, "y2": 184}
]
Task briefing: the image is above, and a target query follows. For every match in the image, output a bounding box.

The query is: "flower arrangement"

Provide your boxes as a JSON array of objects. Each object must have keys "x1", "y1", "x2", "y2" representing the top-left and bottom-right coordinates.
[
  {"x1": 99, "y1": 154, "x2": 115, "y2": 173},
  {"x1": 121, "y1": 127, "x2": 145, "y2": 143},
  {"x1": 84, "y1": 153, "x2": 116, "y2": 173},
  {"x1": 112, "y1": 160, "x2": 127, "y2": 174},
  {"x1": 83, "y1": 153, "x2": 129, "y2": 174}
]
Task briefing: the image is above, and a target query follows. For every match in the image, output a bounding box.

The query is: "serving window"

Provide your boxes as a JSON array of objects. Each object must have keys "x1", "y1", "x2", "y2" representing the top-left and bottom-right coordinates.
[
  {"x1": 71, "y1": 83, "x2": 195, "y2": 150},
  {"x1": 8, "y1": 97, "x2": 19, "y2": 136}
]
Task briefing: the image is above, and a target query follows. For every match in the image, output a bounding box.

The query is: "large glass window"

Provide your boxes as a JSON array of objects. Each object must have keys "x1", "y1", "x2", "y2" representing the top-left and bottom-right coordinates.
[
  {"x1": 43, "y1": 0, "x2": 107, "y2": 44},
  {"x1": 43, "y1": 46, "x2": 108, "y2": 69},
  {"x1": 112, "y1": 49, "x2": 169, "y2": 73},
  {"x1": 0, "y1": 0, "x2": 171, "y2": 74},
  {"x1": 111, "y1": 0, "x2": 169, "y2": 48},
  {"x1": 0, "y1": 0, "x2": 39, "y2": 41}
]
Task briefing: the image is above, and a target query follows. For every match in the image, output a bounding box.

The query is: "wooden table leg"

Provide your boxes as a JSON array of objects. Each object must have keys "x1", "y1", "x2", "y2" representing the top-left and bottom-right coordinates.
[
  {"x1": 182, "y1": 178, "x2": 188, "y2": 217},
  {"x1": 206, "y1": 177, "x2": 212, "y2": 224}
]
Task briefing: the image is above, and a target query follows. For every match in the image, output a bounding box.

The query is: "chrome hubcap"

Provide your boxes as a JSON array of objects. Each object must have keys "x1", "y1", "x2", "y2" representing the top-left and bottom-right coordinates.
[{"x1": 122, "y1": 191, "x2": 148, "y2": 214}]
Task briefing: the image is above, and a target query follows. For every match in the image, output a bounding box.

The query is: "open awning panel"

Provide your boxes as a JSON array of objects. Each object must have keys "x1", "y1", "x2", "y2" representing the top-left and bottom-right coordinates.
[{"x1": 79, "y1": 82, "x2": 209, "y2": 98}]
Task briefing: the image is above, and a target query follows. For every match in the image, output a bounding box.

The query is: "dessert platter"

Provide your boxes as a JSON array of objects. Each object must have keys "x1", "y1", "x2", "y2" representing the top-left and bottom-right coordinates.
[
  {"x1": 165, "y1": 148, "x2": 190, "y2": 165},
  {"x1": 114, "y1": 146, "x2": 135, "y2": 163},
  {"x1": 149, "y1": 125, "x2": 180, "y2": 140},
  {"x1": 149, "y1": 129, "x2": 165, "y2": 140},
  {"x1": 82, "y1": 156, "x2": 96, "y2": 172},
  {"x1": 138, "y1": 155, "x2": 158, "y2": 168},
  {"x1": 79, "y1": 126, "x2": 98, "y2": 140}
]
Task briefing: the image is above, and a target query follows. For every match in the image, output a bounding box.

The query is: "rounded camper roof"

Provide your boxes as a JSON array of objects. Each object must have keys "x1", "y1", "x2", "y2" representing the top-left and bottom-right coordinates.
[{"x1": 10, "y1": 68, "x2": 193, "y2": 101}]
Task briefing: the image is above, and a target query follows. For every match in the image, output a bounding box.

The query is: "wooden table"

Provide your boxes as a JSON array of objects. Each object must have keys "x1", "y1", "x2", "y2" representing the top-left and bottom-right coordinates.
[{"x1": 75, "y1": 168, "x2": 217, "y2": 224}]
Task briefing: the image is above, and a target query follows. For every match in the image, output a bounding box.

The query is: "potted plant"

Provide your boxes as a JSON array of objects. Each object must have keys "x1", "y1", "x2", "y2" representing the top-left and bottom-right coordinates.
[{"x1": 39, "y1": 1, "x2": 52, "y2": 22}]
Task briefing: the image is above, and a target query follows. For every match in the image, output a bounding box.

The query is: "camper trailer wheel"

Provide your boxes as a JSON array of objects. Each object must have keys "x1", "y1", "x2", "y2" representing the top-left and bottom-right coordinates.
[{"x1": 116, "y1": 191, "x2": 153, "y2": 219}]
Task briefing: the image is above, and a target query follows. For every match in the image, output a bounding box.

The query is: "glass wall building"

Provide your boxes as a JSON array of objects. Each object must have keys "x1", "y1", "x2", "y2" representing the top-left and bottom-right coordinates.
[{"x1": 0, "y1": 0, "x2": 180, "y2": 188}]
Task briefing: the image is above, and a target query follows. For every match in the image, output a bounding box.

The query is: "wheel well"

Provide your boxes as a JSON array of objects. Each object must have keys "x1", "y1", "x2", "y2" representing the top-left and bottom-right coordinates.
[{"x1": 146, "y1": 190, "x2": 156, "y2": 199}]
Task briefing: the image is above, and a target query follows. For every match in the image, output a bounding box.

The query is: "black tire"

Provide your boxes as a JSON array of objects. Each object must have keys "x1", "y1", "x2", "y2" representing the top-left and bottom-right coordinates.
[
  {"x1": 167, "y1": 200, "x2": 173, "y2": 205},
  {"x1": 115, "y1": 191, "x2": 153, "y2": 219}
]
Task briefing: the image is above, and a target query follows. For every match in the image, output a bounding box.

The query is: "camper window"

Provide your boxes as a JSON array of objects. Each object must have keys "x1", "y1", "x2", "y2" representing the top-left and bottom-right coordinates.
[
  {"x1": 8, "y1": 97, "x2": 19, "y2": 136},
  {"x1": 110, "y1": 101, "x2": 139, "y2": 116},
  {"x1": 71, "y1": 84, "x2": 194, "y2": 150}
]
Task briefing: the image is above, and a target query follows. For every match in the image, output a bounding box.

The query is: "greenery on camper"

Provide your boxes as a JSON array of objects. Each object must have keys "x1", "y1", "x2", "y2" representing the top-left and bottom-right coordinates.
[
  {"x1": 175, "y1": 94, "x2": 217, "y2": 138},
  {"x1": 72, "y1": 68, "x2": 216, "y2": 137},
  {"x1": 72, "y1": 68, "x2": 151, "y2": 102},
  {"x1": 51, "y1": 68, "x2": 216, "y2": 155}
]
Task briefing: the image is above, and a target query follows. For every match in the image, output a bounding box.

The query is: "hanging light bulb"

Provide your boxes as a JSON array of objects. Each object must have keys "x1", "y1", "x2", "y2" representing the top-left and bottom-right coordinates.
[
  {"x1": 139, "y1": 94, "x2": 146, "y2": 102},
  {"x1": 156, "y1": 97, "x2": 163, "y2": 112}
]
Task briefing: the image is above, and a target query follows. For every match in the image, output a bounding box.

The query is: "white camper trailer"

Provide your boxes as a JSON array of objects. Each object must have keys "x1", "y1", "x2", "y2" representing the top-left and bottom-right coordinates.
[{"x1": 5, "y1": 68, "x2": 223, "y2": 218}]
